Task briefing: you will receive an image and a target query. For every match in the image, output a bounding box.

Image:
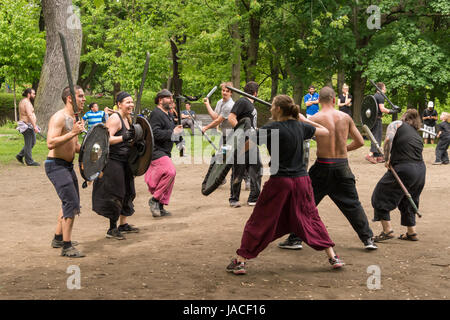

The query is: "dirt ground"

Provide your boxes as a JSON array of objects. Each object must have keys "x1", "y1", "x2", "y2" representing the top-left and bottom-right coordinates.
[{"x1": 0, "y1": 146, "x2": 449, "y2": 300}]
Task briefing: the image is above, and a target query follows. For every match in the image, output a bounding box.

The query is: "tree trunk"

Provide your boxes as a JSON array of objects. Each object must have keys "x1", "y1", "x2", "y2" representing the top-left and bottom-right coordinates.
[
  {"x1": 269, "y1": 49, "x2": 280, "y2": 102},
  {"x1": 351, "y1": 71, "x2": 366, "y2": 125},
  {"x1": 79, "y1": 63, "x2": 98, "y2": 89},
  {"x1": 113, "y1": 82, "x2": 121, "y2": 105},
  {"x1": 337, "y1": 69, "x2": 345, "y2": 96},
  {"x1": 246, "y1": 12, "x2": 261, "y2": 82},
  {"x1": 35, "y1": 0, "x2": 82, "y2": 133},
  {"x1": 292, "y1": 81, "x2": 304, "y2": 113},
  {"x1": 391, "y1": 88, "x2": 398, "y2": 122},
  {"x1": 13, "y1": 76, "x2": 17, "y2": 122},
  {"x1": 407, "y1": 85, "x2": 415, "y2": 109},
  {"x1": 230, "y1": 6, "x2": 241, "y2": 101}
]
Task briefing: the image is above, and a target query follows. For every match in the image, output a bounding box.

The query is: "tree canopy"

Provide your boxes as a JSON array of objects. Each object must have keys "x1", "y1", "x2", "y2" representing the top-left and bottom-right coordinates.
[{"x1": 0, "y1": 0, "x2": 449, "y2": 121}]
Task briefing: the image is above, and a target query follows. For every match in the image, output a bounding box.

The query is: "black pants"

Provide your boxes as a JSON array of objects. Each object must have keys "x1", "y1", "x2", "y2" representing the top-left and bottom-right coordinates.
[
  {"x1": 288, "y1": 160, "x2": 373, "y2": 243},
  {"x1": 435, "y1": 136, "x2": 449, "y2": 163},
  {"x1": 17, "y1": 128, "x2": 36, "y2": 164},
  {"x1": 371, "y1": 161, "x2": 426, "y2": 227},
  {"x1": 229, "y1": 147, "x2": 262, "y2": 203},
  {"x1": 93, "y1": 158, "x2": 136, "y2": 221},
  {"x1": 370, "y1": 118, "x2": 383, "y2": 157}
]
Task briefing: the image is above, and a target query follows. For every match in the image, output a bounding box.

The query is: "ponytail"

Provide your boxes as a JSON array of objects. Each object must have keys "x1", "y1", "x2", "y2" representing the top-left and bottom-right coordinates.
[{"x1": 291, "y1": 104, "x2": 300, "y2": 119}]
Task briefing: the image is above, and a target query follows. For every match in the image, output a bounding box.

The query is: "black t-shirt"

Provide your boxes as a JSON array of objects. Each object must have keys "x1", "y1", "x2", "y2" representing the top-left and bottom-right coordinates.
[
  {"x1": 338, "y1": 93, "x2": 352, "y2": 116},
  {"x1": 257, "y1": 120, "x2": 316, "y2": 177},
  {"x1": 230, "y1": 97, "x2": 256, "y2": 128},
  {"x1": 374, "y1": 92, "x2": 385, "y2": 118},
  {"x1": 390, "y1": 122, "x2": 423, "y2": 165},
  {"x1": 422, "y1": 109, "x2": 438, "y2": 127},
  {"x1": 437, "y1": 121, "x2": 450, "y2": 139},
  {"x1": 149, "y1": 107, "x2": 178, "y2": 160}
]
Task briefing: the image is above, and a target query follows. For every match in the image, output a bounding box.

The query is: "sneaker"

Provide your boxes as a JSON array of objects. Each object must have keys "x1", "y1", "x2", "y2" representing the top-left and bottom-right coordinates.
[
  {"x1": 52, "y1": 239, "x2": 79, "y2": 248},
  {"x1": 329, "y1": 255, "x2": 345, "y2": 269},
  {"x1": 61, "y1": 246, "x2": 85, "y2": 258},
  {"x1": 363, "y1": 238, "x2": 378, "y2": 250},
  {"x1": 230, "y1": 201, "x2": 241, "y2": 208},
  {"x1": 118, "y1": 223, "x2": 139, "y2": 233},
  {"x1": 443, "y1": 161, "x2": 449, "y2": 165},
  {"x1": 278, "y1": 236, "x2": 303, "y2": 250},
  {"x1": 16, "y1": 155, "x2": 24, "y2": 164},
  {"x1": 432, "y1": 161, "x2": 442, "y2": 165},
  {"x1": 226, "y1": 258, "x2": 246, "y2": 275},
  {"x1": 27, "y1": 161, "x2": 40, "y2": 166},
  {"x1": 106, "y1": 228, "x2": 126, "y2": 240},
  {"x1": 247, "y1": 201, "x2": 257, "y2": 206},
  {"x1": 376, "y1": 157, "x2": 385, "y2": 163},
  {"x1": 365, "y1": 155, "x2": 377, "y2": 164},
  {"x1": 149, "y1": 198, "x2": 161, "y2": 217},
  {"x1": 160, "y1": 208, "x2": 172, "y2": 217}
]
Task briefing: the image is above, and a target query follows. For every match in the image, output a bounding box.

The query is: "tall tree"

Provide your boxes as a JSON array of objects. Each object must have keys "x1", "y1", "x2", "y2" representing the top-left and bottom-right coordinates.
[{"x1": 35, "y1": 0, "x2": 82, "y2": 132}]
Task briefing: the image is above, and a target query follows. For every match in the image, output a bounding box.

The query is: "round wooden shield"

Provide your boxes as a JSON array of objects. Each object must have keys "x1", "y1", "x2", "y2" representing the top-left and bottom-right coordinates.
[
  {"x1": 360, "y1": 95, "x2": 378, "y2": 129},
  {"x1": 128, "y1": 116, "x2": 154, "y2": 176},
  {"x1": 201, "y1": 118, "x2": 251, "y2": 196},
  {"x1": 79, "y1": 123, "x2": 110, "y2": 182}
]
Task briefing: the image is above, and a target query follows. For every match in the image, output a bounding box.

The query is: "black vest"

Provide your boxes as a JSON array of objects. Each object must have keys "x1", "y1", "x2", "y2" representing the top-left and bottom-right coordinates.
[{"x1": 109, "y1": 113, "x2": 131, "y2": 162}]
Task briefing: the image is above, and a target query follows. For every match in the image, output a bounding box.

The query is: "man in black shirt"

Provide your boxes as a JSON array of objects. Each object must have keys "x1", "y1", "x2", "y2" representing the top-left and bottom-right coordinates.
[
  {"x1": 433, "y1": 112, "x2": 449, "y2": 165},
  {"x1": 227, "y1": 81, "x2": 262, "y2": 208},
  {"x1": 422, "y1": 101, "x2": 438, "y2": 144},
  {"x1": 365, "y1": 82, "x2": 399, "y2": 164},
  {"x1": 371, "y1": 109, "x2": 426, "y2": 242},
  {"x1": 144, "y1": 89, "x2": 184, "y2": 217}
]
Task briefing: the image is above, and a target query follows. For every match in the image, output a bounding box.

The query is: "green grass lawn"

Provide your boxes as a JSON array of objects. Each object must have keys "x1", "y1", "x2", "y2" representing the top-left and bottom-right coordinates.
[{"x1": 0, "y1": 122, "x2": 439, "y2": 166}]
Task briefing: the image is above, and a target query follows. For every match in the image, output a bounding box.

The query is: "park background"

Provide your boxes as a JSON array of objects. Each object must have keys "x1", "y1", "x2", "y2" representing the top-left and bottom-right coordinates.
[
  {"x1": 0, "y1": 0, "x2": 449, "y2": 131},
  {"x1": 0, "y1": 1, "x2": 449, "y2": 301}
]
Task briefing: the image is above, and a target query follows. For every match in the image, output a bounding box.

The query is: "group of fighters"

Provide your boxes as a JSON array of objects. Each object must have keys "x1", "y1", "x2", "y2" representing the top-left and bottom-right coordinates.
[{"x1": 19, "y1": 80, "x2": 430, "y2": 275}]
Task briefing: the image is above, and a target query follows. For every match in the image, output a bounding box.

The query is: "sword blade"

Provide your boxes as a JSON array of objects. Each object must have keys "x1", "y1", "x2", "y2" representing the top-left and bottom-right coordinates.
[
  {"x1": 362, "y1": 125, "x2": 383, "y2": 155},
  {"x1": 418, "y1": 128, "x2": 437, "y2": 137},
  {"x1": 225, "y1": 86, "x2": 271, "y2": 107},
  {"x1": 134, "y1": 52, "x2": 150, "y2": 123},
  {"x1": 187, "y1": 111, "x2": 219, "y2": 152},
  {"x1": 369, "y1": 80, "x2": 396, "y2": 110},
  {"x1": 58, "y1": 32, "x2": 79, "y2": 121},
  {"x1": 206, "y1": 86, "x2": 218, "y2": 100}
]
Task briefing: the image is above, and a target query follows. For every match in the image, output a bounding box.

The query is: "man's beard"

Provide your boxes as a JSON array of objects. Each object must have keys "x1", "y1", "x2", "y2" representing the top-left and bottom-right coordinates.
[
  {"x1": 30, "y1": 97, "x2": 35, "y2": 103},
  {"x1": 162, "y1": 103, "x2": 171, "y2": 111}
]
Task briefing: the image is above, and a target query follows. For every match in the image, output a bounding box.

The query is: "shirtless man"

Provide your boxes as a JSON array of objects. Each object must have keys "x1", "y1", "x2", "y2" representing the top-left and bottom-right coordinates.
[
  {"x1": 278, "y1": 86, "x2": 377, "y2": 250},
  {"x1": 16, "y1": 88, "x2": 40, "y2": 166},
  {"x1": 45, "y1": 86, "x2": 86, "y2": 257}
]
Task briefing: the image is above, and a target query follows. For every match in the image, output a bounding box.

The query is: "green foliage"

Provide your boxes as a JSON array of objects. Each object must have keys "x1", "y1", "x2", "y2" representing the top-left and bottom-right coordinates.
[
  {"x1": 1, "y1": 0, "x2": 448, "y2": 125},
  {"x1": 0, "y1": 0, "x2": 45, "y2": 85}
]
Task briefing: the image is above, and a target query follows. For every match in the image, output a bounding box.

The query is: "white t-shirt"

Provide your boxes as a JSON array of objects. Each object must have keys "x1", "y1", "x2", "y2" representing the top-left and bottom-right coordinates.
[{"x1": 214, "y1": 98, "x2": 234, "y2": 133}]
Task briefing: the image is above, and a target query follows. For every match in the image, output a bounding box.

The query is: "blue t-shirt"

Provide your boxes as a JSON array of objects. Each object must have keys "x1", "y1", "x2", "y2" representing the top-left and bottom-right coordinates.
[
  {"x1": 82, "y1": 110, "x2": 107, "y2": 129},
  {"x1": 304, "y1": 92, "x2": 319, "y2": 116},
  {"x1": 181, "y1": 110, "x2": 195, "y2": 117}
]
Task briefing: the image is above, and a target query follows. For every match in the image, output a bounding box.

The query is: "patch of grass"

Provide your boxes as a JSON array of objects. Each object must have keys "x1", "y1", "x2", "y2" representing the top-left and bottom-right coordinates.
[{"x1": 0, "y1": 130, "x2": 48, "y2": 165}]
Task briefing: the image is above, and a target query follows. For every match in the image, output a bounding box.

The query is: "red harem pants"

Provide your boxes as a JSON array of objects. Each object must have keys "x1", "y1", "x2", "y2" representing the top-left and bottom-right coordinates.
[
  {"x1": 237, "y1": 176, "x2": 335, "y2": 259},
  {"x1": 144, "y1": 156, "x2": 176, "y2": 205}
]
